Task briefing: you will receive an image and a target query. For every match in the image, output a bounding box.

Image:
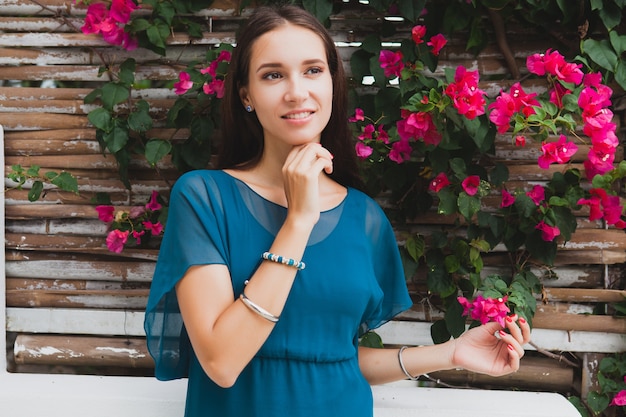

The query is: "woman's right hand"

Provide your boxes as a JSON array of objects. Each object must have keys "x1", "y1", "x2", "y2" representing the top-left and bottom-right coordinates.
[{"x1": 281, "y1": 143, "x2": 333, "y2": 227}]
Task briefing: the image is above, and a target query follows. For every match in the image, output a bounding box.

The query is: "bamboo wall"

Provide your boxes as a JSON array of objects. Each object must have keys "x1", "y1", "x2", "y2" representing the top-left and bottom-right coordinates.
[{"x1": 1, "y1": 0, "x2": 625, "y2": 397}]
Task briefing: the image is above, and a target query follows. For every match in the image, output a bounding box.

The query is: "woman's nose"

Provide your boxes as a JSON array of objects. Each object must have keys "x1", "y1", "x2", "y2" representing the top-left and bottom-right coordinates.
[{"x1": 285, "y1": 77, "x2": 309, "y2": 102}]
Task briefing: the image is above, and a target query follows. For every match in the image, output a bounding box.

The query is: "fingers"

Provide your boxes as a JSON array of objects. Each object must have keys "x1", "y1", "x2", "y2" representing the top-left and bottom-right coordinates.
[
  {"x1": 497, "y1": 314, "x2": 531, "y2": 359},
  {"x1": 283, "y1": 143, "x2": 333, "y2": 177}
]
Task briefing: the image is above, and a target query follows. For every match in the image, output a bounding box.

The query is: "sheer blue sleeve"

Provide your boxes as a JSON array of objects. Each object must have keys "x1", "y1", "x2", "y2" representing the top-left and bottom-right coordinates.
[
  {"x1": 144, "y1": 171, "x2": 228, "y2": 380},
  {"x1": 359, "y1": 196, "x2": 413, "y2": 336}
]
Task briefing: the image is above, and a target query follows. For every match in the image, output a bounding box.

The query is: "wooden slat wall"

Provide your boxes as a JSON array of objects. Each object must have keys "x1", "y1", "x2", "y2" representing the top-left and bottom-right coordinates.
[{"x1": 2, "y1": 0, "x2": 625, "y2": 392}]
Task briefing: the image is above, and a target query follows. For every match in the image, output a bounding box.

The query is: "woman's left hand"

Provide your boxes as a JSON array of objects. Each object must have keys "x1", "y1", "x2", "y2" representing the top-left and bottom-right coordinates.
[{"x1": 450, "y1": 315, "x2": 532, "y2": 377}]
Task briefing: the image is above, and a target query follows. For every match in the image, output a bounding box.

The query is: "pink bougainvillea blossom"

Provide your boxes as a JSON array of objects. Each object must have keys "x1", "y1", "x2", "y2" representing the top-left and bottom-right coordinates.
[
  {"x1": 457, "y1": 295, "x2": 510, "y2": 327},
  {"x1": 389, "y1": 139, "x2": 412, "y2": 163},
  {"x1": 444, "y1": 66, "x2": 487, "y2": 120},
  {"x1": 427, "y1": 34, "x2": 447, "y2": 56},
  {"x1": 537, "y1": 135, "x2": 578, "y2": 169},
  {"x1": 578, "y1": 188, "x2": 626, "y2": 229},
  {"x1": 500, "y1": 189, "x2": 515, "y2": 208},
  {"x1": 376, "y1": 125, "x2": 390, "y2": 144},
  {"x1": 81, "y1": 0, "x2": 138, "y2": 50},
  {"x1": 488, "y1": 83, "x2": 539, "y2": 133},
  {"x1": 143, "y1": 220, "x2": 164, "y2": 236},
  {"x1": 106, "y1": 229, "x2": 129, "y2": 253},
  {"x1": 611, "y1": 390, "x2": 626, "y2": 406},
  {"x1": 358, "y1": 124, "x2": 375, "y2": 141},
  {"x1": 174, "y1": 72, "x2": 194, "y2": 95},
  {"x1": 396, "y1": 110, "x2": 441, "y2": 145},
  {"x1": 95, "y1": 205, "x2": 115, "y2": 222},
  {"x1": 379, "y1": 50, "x2": 404, "y2": 78},
  {"x1": 348, "y1": 108, "x2": 365, "y2": 122},
  {"x1": 527, "y1": 49, "x2": 583, "y2": 84},
  {"x1": 429, "y1": 172, "x2": 450, "y2": 193},
  {"x1": 515, "y1": 135, "x2": 526, "y2": 147},
  {"x1": 411, "y1": 25, "x2": 427, "y2": 44},
  {"x1": 549, "y1": 82, "x2": 571, "y2": 108},
  {"x1": 145, "y1": 190, "x2": 162, "y2": 211},
  {"x1": 131, "y1": 229, "x2": 145, "y2": 245},
  {"x1": 129, "y1": 206, "x2": 146, "y2": 219},
  {"x1": 526, "y1": 185, "x2": 545, "y2": 205},
  {"x1": 203, "y1": 78, "x2": 225, "y2": 98},
  {"x1": 461, "y1": 175, "x2": 480, "y2": 196},
  {"x1": 355, "y1": 142, "x2": 373, "y2": 159},
  {"x1": 535, "y1": 220, "x2": 560, "y2": 241}
]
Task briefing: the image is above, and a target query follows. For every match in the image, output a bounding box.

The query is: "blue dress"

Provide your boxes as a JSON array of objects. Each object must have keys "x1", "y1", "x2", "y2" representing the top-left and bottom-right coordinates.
[{"x1": 144, "y1": 170, "x2": 412, "y2": 417}]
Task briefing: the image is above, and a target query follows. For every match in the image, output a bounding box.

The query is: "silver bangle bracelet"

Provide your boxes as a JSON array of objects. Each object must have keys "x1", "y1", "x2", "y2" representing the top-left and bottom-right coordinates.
[
  {"x1": 239, "y1": 292, "x2": 279, "y2": 323},
  {"x1": 398, "y1": 345, "x2": 420, "y2": 381}
]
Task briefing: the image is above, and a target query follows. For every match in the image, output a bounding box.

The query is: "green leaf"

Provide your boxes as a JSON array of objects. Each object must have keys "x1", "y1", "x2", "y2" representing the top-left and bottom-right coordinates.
[
  {"x1": 586, "y1": 391, "x2": 610, "y2": 414},
  {"x1": 583, "y1": 39, "x2": 618, "y2": 71},
  {"x1": 609, "y1": 31, "x2": 626, "y2": 55},
  {"x1": 405, "y1": 235, "x2": 426, "y2": 262},
  {"x1": 359, "y1": 331, "x2": 384, "y2": 348},
  {"x1": 118, "y1": 59, "x2": 136, "y2": 86},
  {"x1": 47, "y1": 171, "x2": 78, "y2": 194},
  {"x1": 88, "y1": 108, "x2": 113, "y2": 131},
  {"x1": 128, "y1": 100, "x2": 153, "y2": 132},
  {"x1": 101, "y1": 83, "x2": 130, "y2": 110},
  {"x1": 444, "y1": 255, "x2": 460, "y2": 273},
  {"x1": 431, "y1": 319, "x2": 451, "y2": 344},
  {"x1": 596, "y1": 1, "x2": 622, "y2": 30},
  {"x1": 567, "y1": 397, "x2": 590, "y2": 417},
  {"x1": 458, "y1": 192, "x2": 481, "y2": 222},
  {"x1": 614, "y1": 59, "x2": 626, "y2": 91},
  {"x1": 490, "y1": 163, "x2": 509, "y2": 186},
  {"x1": 28, "y1": 181, "x2": 44, "y2": 202},
  {"x1": 26, "y1": 165, "x2": 41, "y2": 177},
  {"x1": 397, "y1": 0, "x2": 427, "y2": 23},
  {"x1": 302, "y1": 0, "x2": 333, "y2": 25},
  {"x1": 103, "y1": 125, "x2": 129, "y2": 154},
  {"x1": 444, "y1": 299, "x2": 466, "y2": 338},
  {"x1": 144, "y1": 139, "x2": 172, "y2": 166},
  {"x1": 437, "y1": 188, "x2": 457, "y2": 215}
]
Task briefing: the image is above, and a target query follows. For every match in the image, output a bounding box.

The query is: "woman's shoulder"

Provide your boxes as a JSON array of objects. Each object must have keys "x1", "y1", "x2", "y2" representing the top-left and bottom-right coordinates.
[{"x1": 172, "y1": 169, "x2": 230, "y2": 193}]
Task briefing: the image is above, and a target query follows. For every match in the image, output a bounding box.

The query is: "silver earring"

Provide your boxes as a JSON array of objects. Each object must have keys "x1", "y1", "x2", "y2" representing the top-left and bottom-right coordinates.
[{"x1": 245, "y1": 105, "x2": 253, "y2": 112}]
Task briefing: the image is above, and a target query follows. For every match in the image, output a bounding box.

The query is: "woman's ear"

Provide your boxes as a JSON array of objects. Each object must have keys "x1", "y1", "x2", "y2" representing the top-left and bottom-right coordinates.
[{"x1": 239, "y1": 87, "x2": 250, "y2": 108}]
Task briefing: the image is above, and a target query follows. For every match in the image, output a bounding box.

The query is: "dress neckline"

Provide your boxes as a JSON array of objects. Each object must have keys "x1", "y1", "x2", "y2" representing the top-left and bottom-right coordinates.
[{"x1": 220, "y1": 169, "x2": 350, "y2": 213}]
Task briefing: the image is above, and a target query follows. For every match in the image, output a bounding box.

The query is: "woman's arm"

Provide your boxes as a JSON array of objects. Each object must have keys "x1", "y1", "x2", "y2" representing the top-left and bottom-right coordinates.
[{"x1": 358, "y1": 315, "x2": 532, "y2": 386}]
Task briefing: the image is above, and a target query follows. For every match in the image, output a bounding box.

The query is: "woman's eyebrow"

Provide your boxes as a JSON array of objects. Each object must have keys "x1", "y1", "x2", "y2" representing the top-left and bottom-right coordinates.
[{"x1": 255, "y1": 59, "x2": 326, "y2": 74}]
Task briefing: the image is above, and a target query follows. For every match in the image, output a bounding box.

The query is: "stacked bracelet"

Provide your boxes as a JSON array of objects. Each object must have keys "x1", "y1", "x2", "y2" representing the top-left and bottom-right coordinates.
[
  {"x1": 239, "y1": 292, "x2": 279, "y2": 323},
  {"x1": 398, "y1": 346, "x2": 420, "y2": 381},
  {"x1": 262, "y1": 251, "x2": 305, "y2": 270}
]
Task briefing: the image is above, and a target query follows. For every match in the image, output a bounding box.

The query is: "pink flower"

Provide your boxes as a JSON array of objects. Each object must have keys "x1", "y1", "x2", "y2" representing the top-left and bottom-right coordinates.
[
  {"x1": 610, "y1": 390, "x2": 626, "y2": 406},
  {"x1": 488, "y1": 93, "x2": 516, "y2": 133},
  {"x1": 129, "y1": 206, "x2": 146, "y2": 219},
  {"x1": 535, "y1": 220, "x2": 560, "y2": 241},
  {"x1": 515, "y1": 135, "x2": 526, "y2": 147},
  {"x1": 106, "y1": 229, "x2": 129, "y2": 253},
  {"x1": 358, "y1": 124, "x2": 375, "y2": 141},
  {"x1": 355, "y1": 142, "x2": 373, "y2": 159},
  {"x1": 349, "y1": 108, "x2": 365, "y2": 122},
  {"x1": 500, "y1": 189, "x2": 515, "y2": 208},
  {"x1": 376, "y1": 125, "x2": 390, "y2": 144},
  {"x1": 132, "y1": 229, "x2": 145, "y2": 245},
  {"x1": 389, "y1": 139, "x2": 412, "y2": 163},
  {"x1": 458, "y1": 295, "x2": 510, "y2": 327},
  {"x1": 549, "y1": 82, "x2": 571, "y2": 108},
  {"x1": 95, "y1": 205, "x2": 115, "y2": 222},
  {"x1": 203, "y1": 78, "x2": 225, "y2": 98},
  {"x1": 429, "y1": 172, "x2": 450, "y2": 192},
  {"x1": 528, "y1": 49, "x2": 583, "y2": 84},
  {"x1": 444, "y1": 66, "x2": 487, "y2": 120},
  {"x1": 427, "y1": 34, "x2": 447, "y2": 56},
  {"x1": 537, "y1": 135, "x2": 578, "y2": 169},
  {"x1": 411, "y1": 25, "x2": 427, "y2": 44},
  {"x1": 578, "y1": 188, "x2": 606, "y2": 221},
  {"x1": 526, "y1": 185, "x2": 545, "y2": 205},
  {"x1": 379, "y1": 50, "x2": 404, "y2": 78},
  {"x1": 396, "y1": 110, "x2": 441, "y2": 145},
  {"x1": 109, "y1": 0, "x2": 138, "y2": 24},
  {"x1": 174, "y1": 72, "x2": 194, "y2": 95},
  {"x1": 461, "y1": 175, "x2": 480, "y2": 196},
  {"x1": 143, "y1": 221, "x2": 164, "y2": 235},
  {"x1": 145, "y1": 190, "x2": 162, "y2": 211},
  {"x1": 81, "y1": 3, "x2": 109, "y2": 34}
]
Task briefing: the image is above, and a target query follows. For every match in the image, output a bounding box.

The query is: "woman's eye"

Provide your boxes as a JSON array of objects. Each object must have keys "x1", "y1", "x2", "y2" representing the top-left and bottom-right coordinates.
[
  {"x1": 306, "y1": 67, "x2": 323, "y2": 75},
  {"x1": 263, "y1": 72, "x2": 282, "y2": 80}
]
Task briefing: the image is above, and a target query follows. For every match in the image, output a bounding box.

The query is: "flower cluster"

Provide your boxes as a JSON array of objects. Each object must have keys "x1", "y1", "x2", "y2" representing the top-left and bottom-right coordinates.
[
  {"x1": 96, "y1": 190, "x2": 166, "y2": 253},
  {"x1": 611, "y1": 383, "x2": 626, "y2": 407},
  {"x1": 80, "y1": 0, "x2": 138, "y2": 50},
  {"x1": 457, "y1": 295, "x2": 511, "y2": 327},
  {"x1": 173, "y1": 50, "x2": 232, "y2": 98}
]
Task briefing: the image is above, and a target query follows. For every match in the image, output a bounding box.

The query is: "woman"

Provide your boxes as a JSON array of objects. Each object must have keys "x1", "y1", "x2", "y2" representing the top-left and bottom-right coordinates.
[{"x1": 144, "y1": 5, "x2": 531, "y2": 417}]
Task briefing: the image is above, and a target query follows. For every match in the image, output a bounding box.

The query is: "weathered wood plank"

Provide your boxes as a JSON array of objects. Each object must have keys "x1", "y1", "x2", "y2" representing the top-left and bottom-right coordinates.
[
  {"x1": 14, "y1": 335, "x2": 153, "y2": 368},
  {"x1": 7, "y1": 289, "x2": 149, "y2": 309},
  {"x1": 543, "y1": 288, "x2": 626, "y2": 303},
  {"x1": 6, "y1": 259, "x2": 155, "y2": 281},
  {"x1": 0, "y1": 112, "x2": 89, "y2": 130},
  {"x1": 6, "y1": 278, "x2": 150, "y2": 291}
]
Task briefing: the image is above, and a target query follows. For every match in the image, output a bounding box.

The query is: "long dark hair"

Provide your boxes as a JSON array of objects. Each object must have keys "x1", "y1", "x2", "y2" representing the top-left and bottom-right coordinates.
[{"x1": 217, "y1": 5, "x2": 363, "y2": 190}]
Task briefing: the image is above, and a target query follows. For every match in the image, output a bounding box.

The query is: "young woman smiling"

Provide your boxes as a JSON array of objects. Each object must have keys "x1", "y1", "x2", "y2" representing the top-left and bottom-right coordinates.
[{"x1": 144, "y1": 5, "x2": 531, "y2": 417}]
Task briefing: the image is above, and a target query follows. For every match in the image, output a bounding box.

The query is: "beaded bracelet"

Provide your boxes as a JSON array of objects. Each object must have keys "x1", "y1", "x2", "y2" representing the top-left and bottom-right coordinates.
[
  {"x1": 262, "y1": 251, "x2": 306, "y2": 270},
  {"x1": 398, "y1": 346, "x2": 420, "y2": 381},
  {"x1": 239, "y1": 292, "x2": 279, "y2": 323}
]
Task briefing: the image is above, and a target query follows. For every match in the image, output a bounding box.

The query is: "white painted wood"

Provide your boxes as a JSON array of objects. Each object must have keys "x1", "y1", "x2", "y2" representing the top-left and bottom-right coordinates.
[
  {"x1": 0, "y1": 373, "x2": 581, "y2": 417},
  {"x1": 7, "y1": 307, "x2": 626, "y2": 353}
]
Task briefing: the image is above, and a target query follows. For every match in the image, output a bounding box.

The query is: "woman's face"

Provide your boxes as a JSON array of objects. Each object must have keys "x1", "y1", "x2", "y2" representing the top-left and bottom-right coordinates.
[{"x1": 240, "y1": 23, "x2": 333, "y2": 149}]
